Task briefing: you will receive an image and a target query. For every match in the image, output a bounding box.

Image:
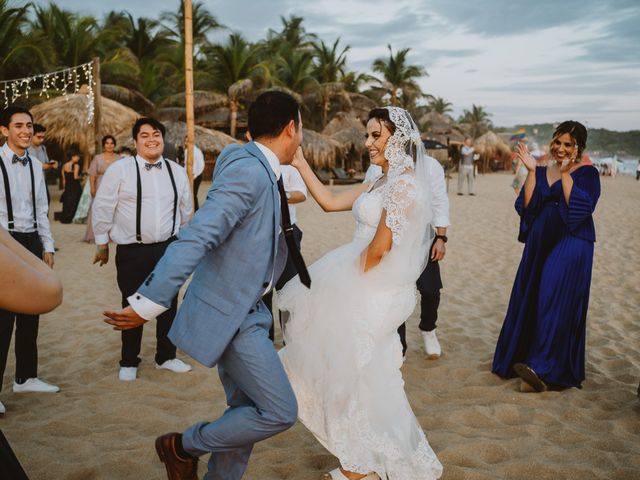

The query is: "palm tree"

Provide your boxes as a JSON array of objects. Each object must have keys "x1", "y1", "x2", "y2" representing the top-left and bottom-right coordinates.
[
  {"x1": 312, "y1": 38, "x2": 350, "y2": 127},
  {"x1": 266, "y1": 14, "x2": 316, "y2": 54},
  {"x1": 160, "y1": 1, "x2": 222, "y2": 57},
  {"x1": 427, "y1": 96, "x2": 453, "y2": 115},
  {"x1": 273, "y1": 48, "x2": 317, "y2": 94},
  {"x1": 340, "y1": 70, "x2": 375, "y2": 93},
  {"x1": 204, "y1": 33, "x2": 269, "y2": 137},
  {"x1": 460, "y1": 104, "x2": 492, "y2": 138},
  {"x1": 0, "y1": 0, "x2": 49, "y2": 79},
  {"x1": 372, "y1": 45, "x2": 426, "y2": 107}
]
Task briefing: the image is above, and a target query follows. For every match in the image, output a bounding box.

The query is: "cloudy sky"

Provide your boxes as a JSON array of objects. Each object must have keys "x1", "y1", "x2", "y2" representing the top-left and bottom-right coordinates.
[{"x1": 41, "y1": 0, "x2": 640, "y2": 131}]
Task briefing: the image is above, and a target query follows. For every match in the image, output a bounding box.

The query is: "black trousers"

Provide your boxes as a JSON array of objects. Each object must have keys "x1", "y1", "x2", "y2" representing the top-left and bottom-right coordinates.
[
  {"x1": 0, "y1": 430, "x2": 29, "y2": 479},
  {"x1": 398, "y1": 255, "x2": 442, "y2": 356},
  {"x1": 264, "y1": 224, "x2": 302, "y2": 341},
  {"x1": 193, "y1": 174, "x2": 203, "y2": 211},
  {"x1": 0, "y1": 232, "x2": 43, "y2": 392},
  {"x1": 115, "y1": 239, "x2": 178, "y2": 367}
]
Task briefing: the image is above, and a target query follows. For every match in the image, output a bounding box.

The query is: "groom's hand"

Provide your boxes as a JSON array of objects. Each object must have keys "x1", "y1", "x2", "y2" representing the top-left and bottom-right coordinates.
[{"x1": 103, "y1": 306, "x2": 147, "y2": 330}]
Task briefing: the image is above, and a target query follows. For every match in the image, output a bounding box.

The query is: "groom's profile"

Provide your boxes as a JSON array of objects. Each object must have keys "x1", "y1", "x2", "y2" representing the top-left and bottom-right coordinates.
[{"x1": 104, "y1": 90, "x2": 307, "y2": 480}]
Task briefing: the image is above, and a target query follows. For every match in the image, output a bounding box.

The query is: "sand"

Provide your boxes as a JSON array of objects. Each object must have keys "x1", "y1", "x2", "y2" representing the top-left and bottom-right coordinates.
[{"x1": 2, "y1": 172, "x2": 639, "y2": 479}]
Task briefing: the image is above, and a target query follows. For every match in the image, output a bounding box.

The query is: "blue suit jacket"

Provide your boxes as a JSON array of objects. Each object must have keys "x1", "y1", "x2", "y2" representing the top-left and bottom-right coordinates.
[{"x1": 137, "y1": 141, "x2": 287, "y2": 367}]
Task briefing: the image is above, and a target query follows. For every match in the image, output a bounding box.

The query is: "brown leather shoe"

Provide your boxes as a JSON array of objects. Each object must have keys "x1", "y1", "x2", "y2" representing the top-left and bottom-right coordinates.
[{"x1": 155, "y1": 432, "x2": 198, "y2": 480}]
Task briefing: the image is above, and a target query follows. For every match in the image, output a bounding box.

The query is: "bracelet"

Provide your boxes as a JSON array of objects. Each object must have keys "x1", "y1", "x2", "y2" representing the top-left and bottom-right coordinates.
[{"x1": 97, "y1": 246, "x2": 109, "y2": 252}]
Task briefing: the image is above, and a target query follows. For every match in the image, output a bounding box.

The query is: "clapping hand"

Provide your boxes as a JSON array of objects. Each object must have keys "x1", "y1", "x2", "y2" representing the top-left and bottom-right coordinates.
[
  {"x1": 516, "y1": 143, "x2": 537, "y2": 171},
  {"x1": 559, "y1": 150, "x2": 578, "y2": 174}
]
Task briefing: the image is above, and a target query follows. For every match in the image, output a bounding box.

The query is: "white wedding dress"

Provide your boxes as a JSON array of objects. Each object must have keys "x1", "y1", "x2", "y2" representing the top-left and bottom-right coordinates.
[{"x1": 278, "y1": 180, "x2": 443, "y2": 479}]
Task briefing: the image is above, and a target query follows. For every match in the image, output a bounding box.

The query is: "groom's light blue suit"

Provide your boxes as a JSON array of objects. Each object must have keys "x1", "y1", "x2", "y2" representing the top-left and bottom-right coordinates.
[{"x1": 136, "y1": 141, "x2": 296, "y2": 480}]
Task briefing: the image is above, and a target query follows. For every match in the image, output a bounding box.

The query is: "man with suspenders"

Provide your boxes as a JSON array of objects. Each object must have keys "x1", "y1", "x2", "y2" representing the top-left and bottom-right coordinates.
[
  {"x1": 0, "y1": 107, "x2": 59, "y2": 415},
  {"x1": 92, "y1": 118, "x2": 193, "y2": 381}
]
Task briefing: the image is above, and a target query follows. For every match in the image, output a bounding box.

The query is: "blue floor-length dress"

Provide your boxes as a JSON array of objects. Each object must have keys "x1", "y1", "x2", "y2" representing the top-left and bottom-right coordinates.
[{"x1": 492, "y1": 165, "x2": 600, "y2": 388}]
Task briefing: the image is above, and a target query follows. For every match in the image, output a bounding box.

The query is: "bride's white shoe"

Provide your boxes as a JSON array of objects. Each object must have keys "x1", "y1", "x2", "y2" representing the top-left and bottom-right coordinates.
[{"x1": 323, "y1": 468, "x2": 380, "y2": 480}]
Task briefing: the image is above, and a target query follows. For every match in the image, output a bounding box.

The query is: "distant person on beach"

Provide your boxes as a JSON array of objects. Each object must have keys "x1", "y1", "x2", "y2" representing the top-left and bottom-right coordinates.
[
  {"x1": 458, "y1": 137, "x2": 475, "y2": 195},
  {"x1": 57, "y1": 147, "x2": 83, "y2": 224},
  {"x1": 92, "y1": 118, "x2": 193, "y2": 382},
  {"x1": 493, "y1": 121, "x2": 600, "y2": 392},
  {"x1": 183, "y1": 136, "x2": 205, "y2": 210},
  {"x1": 80, "y1": 135, "x2": 121, "y2": 242},
  {"x1": 636, "y1": 161, "x2": 640, "y2": 180},
  {"x1": 0, "y1": 106, "x2": 59, "y2": 406},
  {"x1": 27, "y1": 123, "x2": 58, "y2": 206}
]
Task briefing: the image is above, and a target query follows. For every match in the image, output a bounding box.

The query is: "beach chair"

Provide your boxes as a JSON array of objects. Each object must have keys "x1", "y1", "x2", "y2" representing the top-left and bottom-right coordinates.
[
  {"x1": 314, "y1": 168, "x2": 333, "y2": 185},
  {"x1": 331, "y1": 167, "x2": 360, "y2": 185}
]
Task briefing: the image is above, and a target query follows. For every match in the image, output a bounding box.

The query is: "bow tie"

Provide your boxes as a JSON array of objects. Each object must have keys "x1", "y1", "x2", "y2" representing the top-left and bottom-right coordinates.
[
  {"x1": 12, "y1": 154, "x2": 29, "y2": 166},
  {"x1": 144, "y1": 161, "x2": 162, "y2": 171}
]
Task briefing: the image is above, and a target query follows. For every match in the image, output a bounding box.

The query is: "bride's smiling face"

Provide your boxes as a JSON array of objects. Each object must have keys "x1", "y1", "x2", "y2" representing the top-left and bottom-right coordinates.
[{"x1": 365, "y1": 118, "x2": 392, "y2": 168}]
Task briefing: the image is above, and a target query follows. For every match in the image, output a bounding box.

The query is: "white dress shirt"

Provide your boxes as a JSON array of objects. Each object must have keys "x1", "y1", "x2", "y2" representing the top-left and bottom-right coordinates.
[
  {"x1": 364, "y1": 159, "x2": 450, "y2": 228},
  {"x1": 128, "y1": 142, "x2": 283, "y2": 320},
  {"x1": 92, "y1": 155, "x2": 193, "y2": 246},
  {"x1": 0, "y1": 143, "x2": 55, "y2": 252},
  {"x1": 185, "y1": 145, "x2": 205, "y2": 178},
  {"x1": 27, "y1": 144, "x2": 49, "y2": 164},
  {"x1": 280, "y1": 164, "x2": 306, "y2": 225}
]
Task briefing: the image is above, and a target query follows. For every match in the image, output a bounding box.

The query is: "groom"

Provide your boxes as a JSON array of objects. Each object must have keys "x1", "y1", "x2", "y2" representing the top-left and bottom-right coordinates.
[{"x1": 104, "y1": 90, "x2": 308, "y2": 480}]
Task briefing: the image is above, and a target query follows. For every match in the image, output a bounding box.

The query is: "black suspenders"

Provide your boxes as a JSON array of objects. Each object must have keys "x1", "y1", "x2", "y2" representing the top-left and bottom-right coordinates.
[
  {"x1": 133, "y1": 158, "x2": 178, "y2": 244},
  {"x1": 0, "y1": 153, "x2": 38, "y2": 233}
]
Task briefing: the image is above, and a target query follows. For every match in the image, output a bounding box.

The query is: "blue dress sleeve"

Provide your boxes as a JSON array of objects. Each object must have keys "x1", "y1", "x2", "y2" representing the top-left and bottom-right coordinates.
[
  {"x1": 515, "y1": 167, "x2": 542, "y2": 243},
  {"x1": 558, "y1": 166, "x2": 600, "y2": 233}
]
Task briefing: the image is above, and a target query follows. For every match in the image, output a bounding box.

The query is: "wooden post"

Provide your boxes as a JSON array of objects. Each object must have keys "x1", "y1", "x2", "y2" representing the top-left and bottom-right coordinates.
[
  {"x1": 184, "y1": 0, "x2": 195, "y2": 213},
  {"x1": 92, "y1": 57, "x2": 101, "y2": 171}
]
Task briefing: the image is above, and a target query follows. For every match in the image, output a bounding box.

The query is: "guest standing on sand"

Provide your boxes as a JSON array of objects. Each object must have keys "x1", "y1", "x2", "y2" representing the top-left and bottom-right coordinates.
[{"x1": 493, "y1": 121, "x2": 600, "y2": 392}]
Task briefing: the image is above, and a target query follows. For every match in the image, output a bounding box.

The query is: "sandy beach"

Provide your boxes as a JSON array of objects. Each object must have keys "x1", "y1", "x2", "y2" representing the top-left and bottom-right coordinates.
[{"x1": 2, "y1": 171, "x2": 639, "y2": 480}]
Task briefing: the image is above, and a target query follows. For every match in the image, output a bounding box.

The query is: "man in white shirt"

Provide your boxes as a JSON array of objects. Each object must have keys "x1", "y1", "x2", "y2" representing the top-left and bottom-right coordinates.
[
  {"x1": 92, "y1": 118, "x2": 193, "y2": 381},
  {"x1": 0, "y1": 107, "x2": 59, "y2": 412},
  {"x1": 183, "y1": 137, "x2": 205, "y2": 210},
  {"x1": 365, "y1": 154, "x2": 450, "y2": 359},
  {"x1": 263, "y1": 163, "x2": 307, "y2": 341},
  {"x1": 458, "y1": 137, "x2": 476, "y2": 195}
]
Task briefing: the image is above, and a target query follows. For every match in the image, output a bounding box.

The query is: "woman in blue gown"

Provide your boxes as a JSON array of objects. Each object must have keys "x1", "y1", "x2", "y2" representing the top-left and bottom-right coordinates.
[{"x1": 492, "y1": 121, "x2": 600, "y2": 391}]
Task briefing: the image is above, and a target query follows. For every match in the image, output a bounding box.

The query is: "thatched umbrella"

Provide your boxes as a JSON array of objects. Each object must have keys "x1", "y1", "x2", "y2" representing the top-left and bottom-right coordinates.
[
  {"x1": 302, "y1": 128, "x2": 343, "y2": 170},
  {"x1": 31, "y1": 94, "x2": 139, "y2": 160},
  {"x1": 101, "y1": 84, "x2": 155, "y2": 114},
  {"x1": 474, "y1": 131, "x2": 512, "y2": 172},
  {"x1": 157, "y1": 107, "x2": 187, "y2": 122},
  {"x1": 322, "y1": 112, "x2": 365, "y2": 136},
  {"x1": 419, "y1": 111, "x2": 453, "y2": 135},
  {"x1": 347, "y1": 93, "x2": 378, "y2": 124},
  {"x1": 160, "y1": 90, "x2": 228, "y2": 114}
]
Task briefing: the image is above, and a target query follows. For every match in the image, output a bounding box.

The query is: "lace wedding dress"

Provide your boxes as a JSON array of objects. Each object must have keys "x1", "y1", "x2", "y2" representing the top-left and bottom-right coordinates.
[{"x1": 278, "y1": 177, "x2": 443, "y2": 479}]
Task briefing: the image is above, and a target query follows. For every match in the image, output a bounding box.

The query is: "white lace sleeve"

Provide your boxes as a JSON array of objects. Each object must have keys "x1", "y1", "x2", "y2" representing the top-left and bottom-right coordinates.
[{"x1": 383, "y1": 173, "x2": 417, "y2": 245}]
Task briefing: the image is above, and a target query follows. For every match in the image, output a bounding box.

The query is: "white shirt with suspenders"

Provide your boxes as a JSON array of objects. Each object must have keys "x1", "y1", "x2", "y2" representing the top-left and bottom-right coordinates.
[{"x1": 0, "y1": 143, "x2": 54, "y2": 251}]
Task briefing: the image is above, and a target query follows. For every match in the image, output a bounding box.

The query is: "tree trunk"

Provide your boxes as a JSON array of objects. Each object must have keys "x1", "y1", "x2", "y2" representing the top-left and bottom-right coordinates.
[{"x1": 230, "y1": 99, "x2": 238, "y2": 139}]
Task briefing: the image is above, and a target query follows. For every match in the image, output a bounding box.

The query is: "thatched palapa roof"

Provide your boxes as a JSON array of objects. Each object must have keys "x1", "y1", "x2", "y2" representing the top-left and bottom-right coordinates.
[
  {"x1": 302, "y1": 128, "x2": 343, "y2": 169},
  {"x1": 101, "y1": 84, "x2": 155, "y2": 114},
  {"x1": 322, "y1": 112, "x2": 367, "y2": 157},
  {"x1": 115, "y1": 121, "x2": 239, "y2": 157},
  {"x1": 31, "y1": 94, "x2": 139, "y2": 154},
  {"x1": 160, "y1": 90, "x2": 228, "y2": 114},
  {"x1": 474, "y1": 130, "x2": 511, "y2": 160}
]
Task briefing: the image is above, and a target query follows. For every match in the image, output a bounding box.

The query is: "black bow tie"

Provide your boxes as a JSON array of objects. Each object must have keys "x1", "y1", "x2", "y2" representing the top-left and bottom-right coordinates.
[
  {"x1": 144, "y1": 161, "x2": 162, "y2": 171},
  {"x1": 12, "y1": 154, "x2": 29, "y2": 166}
]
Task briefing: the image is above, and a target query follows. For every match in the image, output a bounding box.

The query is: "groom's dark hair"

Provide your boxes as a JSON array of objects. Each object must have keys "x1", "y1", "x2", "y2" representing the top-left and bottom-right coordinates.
[{"x1": 248, "y1": 90, "x2": 300, "y2": 140}]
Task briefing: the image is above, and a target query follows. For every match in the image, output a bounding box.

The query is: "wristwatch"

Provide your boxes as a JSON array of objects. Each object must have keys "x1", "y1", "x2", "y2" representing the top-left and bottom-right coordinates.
[{"x1": 434, "y1": 234, "x2": 448, "y2": 243}]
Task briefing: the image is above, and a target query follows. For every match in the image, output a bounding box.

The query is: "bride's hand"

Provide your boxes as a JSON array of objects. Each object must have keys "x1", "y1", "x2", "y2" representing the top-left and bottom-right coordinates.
[
  {"x1": 517, "y1": 143, "x2": 537, "y2": 172},
  {"x1": 291, "y1": 147, "x2": 308, "y2": 170}
]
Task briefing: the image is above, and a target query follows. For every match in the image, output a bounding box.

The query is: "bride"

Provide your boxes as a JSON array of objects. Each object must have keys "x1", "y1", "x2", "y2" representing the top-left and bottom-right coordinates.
[{"x1": 279, "y1": 107, "x2": 443, "y2": 480}]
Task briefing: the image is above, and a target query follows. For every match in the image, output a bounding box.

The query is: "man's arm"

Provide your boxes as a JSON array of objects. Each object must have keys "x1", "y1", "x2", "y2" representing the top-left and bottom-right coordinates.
[
  {"x1": 105, "y1": 156, "x2": 265, "y2": 329},
  {"x1": 34, "y1": 163, "x2": 55, "y2": 265},
  {"x1": 430, "y1": 159, "x2": 450, "y2": 261},
  {"x1": 177, "y1": 166, "x2": 194, "y2": 226},
  {"x1": 92, "y1": 163, "x2": 122, "y2": 266}
]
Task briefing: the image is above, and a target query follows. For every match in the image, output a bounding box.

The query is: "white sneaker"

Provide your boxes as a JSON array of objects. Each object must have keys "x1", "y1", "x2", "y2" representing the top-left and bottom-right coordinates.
[
  {"x1": 155, "y1": 358, "x2": 192, "y2": 373},
  {"x1": 12, "y1": 377, "x2": 60, "y2": 393},
  {"x1": 118, "y1": 367, "x2": 137, "y2": 381},
  {"x1": 422, "y1": 330, "x2": 442, "y2": 359},
  {"x1": 0, "y1": 400, "x2": 5, "y2": 414}
]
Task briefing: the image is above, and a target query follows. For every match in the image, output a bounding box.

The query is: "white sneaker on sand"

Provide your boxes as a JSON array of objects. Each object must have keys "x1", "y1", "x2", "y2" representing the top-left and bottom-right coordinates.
[
  {"x1": 422, "y1": 330, "x2": 441, "y2": 359},
  {"x1": 155, "y1": 358, "x2": 192, "y2": 373},
  {"x1": 12, "y1": 378, "x2": 60, "y2": 393},
  {"x1": 118, "y1": 367, "x2": 137, "y2": 381},
  {"x1": 0, "y1": 400, "x2": 5, "y2": 414}
]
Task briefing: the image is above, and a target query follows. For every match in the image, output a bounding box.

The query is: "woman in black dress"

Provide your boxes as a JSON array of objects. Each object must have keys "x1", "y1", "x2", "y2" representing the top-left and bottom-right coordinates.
[{"x1": 58, "y1": 148, "x2": 83, "y2": 224}]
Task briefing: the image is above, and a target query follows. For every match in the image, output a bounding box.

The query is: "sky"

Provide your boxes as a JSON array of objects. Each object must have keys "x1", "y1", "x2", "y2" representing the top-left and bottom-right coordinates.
[{"x1": 35, "y1": 0, "x2": 640, "y2": 131}]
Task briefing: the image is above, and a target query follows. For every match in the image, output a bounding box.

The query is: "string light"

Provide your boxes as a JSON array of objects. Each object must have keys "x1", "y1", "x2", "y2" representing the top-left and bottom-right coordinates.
[{"x1": 1, "y1": 62, "x2": 95, "y2": 124}]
